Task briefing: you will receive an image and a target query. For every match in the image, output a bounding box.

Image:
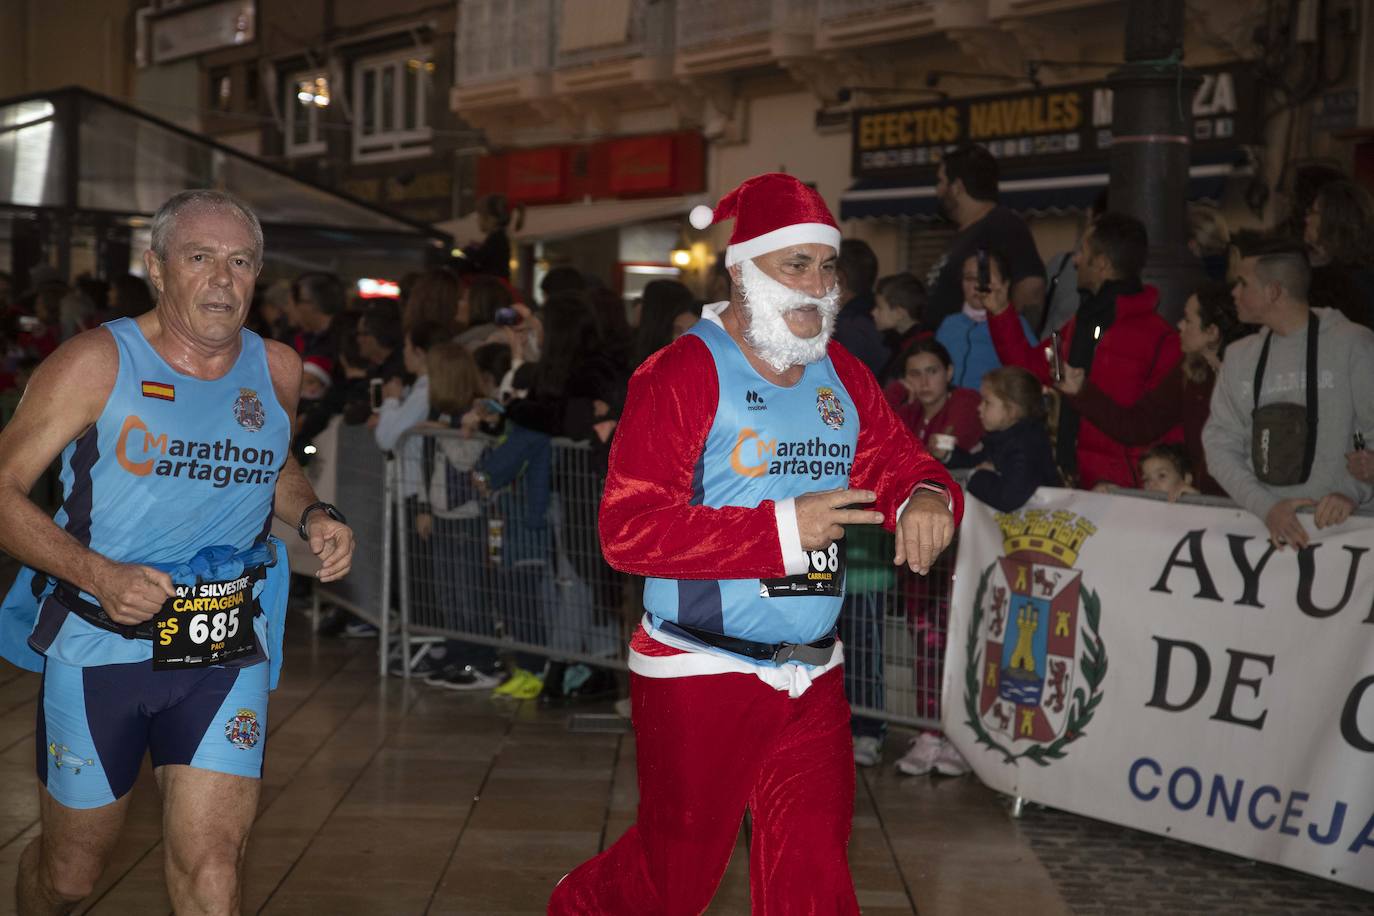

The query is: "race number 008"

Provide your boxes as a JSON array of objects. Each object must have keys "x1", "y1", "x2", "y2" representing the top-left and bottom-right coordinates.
[{"x1": 188, "y1": 609, "x2": 240, "y2": 644}]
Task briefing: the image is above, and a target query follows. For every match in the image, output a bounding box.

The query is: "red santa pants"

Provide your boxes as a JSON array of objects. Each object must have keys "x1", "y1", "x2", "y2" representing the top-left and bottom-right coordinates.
[{"x1": 547, "y1": 666, "x2": 859, "y2": 916}]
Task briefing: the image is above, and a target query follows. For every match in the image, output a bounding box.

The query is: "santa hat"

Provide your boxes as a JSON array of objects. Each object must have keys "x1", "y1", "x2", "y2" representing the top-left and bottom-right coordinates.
[
  {"x1": 302, "y1": 355, "x2": 333, "y2": 387},
  {"x1": 689, "y1": 173, "x2": 841, "y2": 267}
]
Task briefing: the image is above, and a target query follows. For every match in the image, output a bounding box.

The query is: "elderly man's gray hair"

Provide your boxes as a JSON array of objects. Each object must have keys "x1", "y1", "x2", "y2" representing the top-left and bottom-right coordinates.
[{"x1": 149, "y1": 189, "x2": 264, "y2": 266}]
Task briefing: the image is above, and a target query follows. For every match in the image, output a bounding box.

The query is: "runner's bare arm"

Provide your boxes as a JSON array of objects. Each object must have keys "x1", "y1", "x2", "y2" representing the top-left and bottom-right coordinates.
[
  {"x1": 263, "y1": 339, "x2": 354, "y2": 581},
  {"x1": 0, "y1": 330, "x2": 174, "y2": 619}
]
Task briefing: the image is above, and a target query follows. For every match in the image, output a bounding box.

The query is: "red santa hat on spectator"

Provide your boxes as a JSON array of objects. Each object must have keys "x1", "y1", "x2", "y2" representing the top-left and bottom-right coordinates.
[
  {"x1": 302, "y1": 355, "x2": 333, "y2": 388},
  {"x1": 690, "y1": 173, "x2": 841, "y2": 267}
]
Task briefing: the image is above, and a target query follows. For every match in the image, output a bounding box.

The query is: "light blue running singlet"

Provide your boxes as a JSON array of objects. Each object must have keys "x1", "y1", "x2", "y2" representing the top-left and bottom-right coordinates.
[
  {"x1": 30, "y1": 318, "x2": 290, "y2": 667},
  {"x1": 643, "y1": 315, "x2": 860, "y2": 648}
]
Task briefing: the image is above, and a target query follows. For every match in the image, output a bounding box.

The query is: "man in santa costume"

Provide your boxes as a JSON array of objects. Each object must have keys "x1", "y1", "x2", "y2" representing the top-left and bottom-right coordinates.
[{"x1": 548, "y1": 173, "x2": 962, "y2": 914}]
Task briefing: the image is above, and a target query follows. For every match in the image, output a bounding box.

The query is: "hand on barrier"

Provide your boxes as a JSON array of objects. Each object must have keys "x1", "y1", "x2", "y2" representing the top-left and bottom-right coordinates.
[
  {"x1": 307, "y1": 514, "x2": 356, "y2": 582},
  {"x1": 1166, "y1": 481, "x2": 1200, "y2": 503},
  {"x1": 415, "y1": 512, "x2": 433, "y2": 541},
  {"x1": 894, "y1": 490, "x2": 954, "y2": 576},
  {"x1": 1313, "y1": 492, "x2": 1356, "y2": 530},
  {"x1": 1265, "y1": 497, "x2": 1314, "y2": 550},
  {"x1": 794, "y1": 488, "x2": 882, "y2": 551},
  {"x1": 92, "y1": 561, "x2": 176, "y2": 624}
]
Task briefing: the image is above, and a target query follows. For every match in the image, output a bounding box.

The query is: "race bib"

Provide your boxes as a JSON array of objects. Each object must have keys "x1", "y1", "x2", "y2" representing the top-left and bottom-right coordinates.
[
  {"x1": 759, "y1": 541, "x2": 846, "y2": 598},
  {"x1": 153, "y1": 573, "x2": 259, "y2": 670}
]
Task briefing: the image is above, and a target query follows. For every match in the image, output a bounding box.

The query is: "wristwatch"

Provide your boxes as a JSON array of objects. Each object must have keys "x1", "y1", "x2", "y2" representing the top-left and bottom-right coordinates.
[{"x1": 298, "y1": 501, "x2": 347, "y2": 540}]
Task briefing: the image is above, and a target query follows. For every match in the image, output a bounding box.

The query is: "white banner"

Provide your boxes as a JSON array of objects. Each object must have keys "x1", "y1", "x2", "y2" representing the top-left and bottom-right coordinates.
[{"x1": 943, "y1": 489, "x2": 1374, "y2": 893}]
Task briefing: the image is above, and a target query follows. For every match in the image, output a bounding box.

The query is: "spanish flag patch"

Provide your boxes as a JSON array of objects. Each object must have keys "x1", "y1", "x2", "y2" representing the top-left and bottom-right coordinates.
[{"x1": 141, "y1": 381, "x2": 175, "y2": 401}]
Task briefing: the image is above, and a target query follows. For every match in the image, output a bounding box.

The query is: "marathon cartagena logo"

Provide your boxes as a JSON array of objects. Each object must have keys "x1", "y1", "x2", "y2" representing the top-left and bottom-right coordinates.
[
  {"x1": 964, "y1": 508, "x2": 1106, "y2": 765},
  {"x1": 729, "y1": 429, "x2": 853, "y2": 481},
  {"x1": 114, "y1": 414, "x2": 278, "y2": 488}
]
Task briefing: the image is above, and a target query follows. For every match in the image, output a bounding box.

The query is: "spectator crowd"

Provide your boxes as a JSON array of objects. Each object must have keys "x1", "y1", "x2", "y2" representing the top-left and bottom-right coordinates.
[{"x1": 6, "y1": 150, "x2": 1374, "y2": 778}]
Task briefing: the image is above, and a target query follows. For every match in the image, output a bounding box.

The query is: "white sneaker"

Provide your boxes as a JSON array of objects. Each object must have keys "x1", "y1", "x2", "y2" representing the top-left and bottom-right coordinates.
[
  {"x1": 427, "y1": 666, "x2": 502, "y2": 691},
  {"x1": 896, "y1": 732, "x2": 942, "y2": 776},
  {"x1": 853, "y1": 735, "x2": 883, "y2": 768},
  {"x1": 933, "y1": 737, "x2": 970, "y2": 776}
]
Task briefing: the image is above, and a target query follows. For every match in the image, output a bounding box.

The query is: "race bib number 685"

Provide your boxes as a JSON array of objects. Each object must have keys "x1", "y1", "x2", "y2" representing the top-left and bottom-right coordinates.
[{"x1": 153, "y1": 574, "x2": 259, "y2": 670}]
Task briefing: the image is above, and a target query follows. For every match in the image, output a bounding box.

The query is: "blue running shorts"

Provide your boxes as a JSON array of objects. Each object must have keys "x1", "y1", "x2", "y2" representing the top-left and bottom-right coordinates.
[{"x1": 37, "y1": 656, "x2": 269, "y2": 809}]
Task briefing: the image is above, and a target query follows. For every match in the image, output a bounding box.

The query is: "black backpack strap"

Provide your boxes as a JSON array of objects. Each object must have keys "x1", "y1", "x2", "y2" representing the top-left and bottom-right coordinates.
[
  {"x1": 1302, "y1": 310, "x2": 1320, "y2": 481},
  {"x1": 1253, "y1": 330, "x2": 1271, "y2": 413}
]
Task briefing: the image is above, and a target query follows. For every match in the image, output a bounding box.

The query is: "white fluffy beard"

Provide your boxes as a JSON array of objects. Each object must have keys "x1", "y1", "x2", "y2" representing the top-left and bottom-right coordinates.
[{"x1": 736, "y1": 258, "x2": 840, "y2": 373}]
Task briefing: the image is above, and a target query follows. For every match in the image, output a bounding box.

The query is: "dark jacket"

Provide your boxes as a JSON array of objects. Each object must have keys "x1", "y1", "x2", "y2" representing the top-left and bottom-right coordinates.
[
  {"x1": 834, "y1": 292, "x2": 889, "y2": 377},
  {"x1": 948, "y1": 418, "x2": 1059, "y2": 512}
]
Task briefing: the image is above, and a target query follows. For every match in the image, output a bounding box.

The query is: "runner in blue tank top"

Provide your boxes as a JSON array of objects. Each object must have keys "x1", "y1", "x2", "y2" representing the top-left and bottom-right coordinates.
[{"x1": 0, "y1": 190, "x2": 355, "y2": 915}]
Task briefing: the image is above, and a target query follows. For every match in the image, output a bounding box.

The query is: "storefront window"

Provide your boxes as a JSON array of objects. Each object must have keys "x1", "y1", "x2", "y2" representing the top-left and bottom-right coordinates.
[{"x1": 286, "y1": 71, "x2": 329, "y2": 157}]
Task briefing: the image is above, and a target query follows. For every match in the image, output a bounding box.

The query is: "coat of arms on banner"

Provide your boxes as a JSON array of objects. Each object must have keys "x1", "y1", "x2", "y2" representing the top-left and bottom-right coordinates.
[{"x1": 963, "y1": 508, "x2": 1107, "y2": 765}]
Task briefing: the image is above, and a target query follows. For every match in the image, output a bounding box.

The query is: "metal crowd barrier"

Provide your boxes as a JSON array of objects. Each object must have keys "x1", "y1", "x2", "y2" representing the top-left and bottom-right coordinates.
[
  {"x1": 383, "y1": 426, "x2": 957, "y2": 730},
  {"x1": 391, "y1": 428, "x2": 626, "y2": 677},
  {"x1": 314, "y1": 422, "x2": 394, "y2": 675}
]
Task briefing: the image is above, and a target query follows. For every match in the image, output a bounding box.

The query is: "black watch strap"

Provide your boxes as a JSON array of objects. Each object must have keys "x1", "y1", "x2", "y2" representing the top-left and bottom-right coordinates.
[
  {"x1": 915, "y1": 478, "x2": 948, "y2": 495},
  {"x1": 298, "y1": 502, "x2": 346, "y2": 540}
]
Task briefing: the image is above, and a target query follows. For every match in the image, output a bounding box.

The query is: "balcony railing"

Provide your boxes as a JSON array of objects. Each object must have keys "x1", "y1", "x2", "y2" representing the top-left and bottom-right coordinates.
[
  {"x1": 554, "y1": 0, "x2": 674, "y2": 70},
  {"x1": 456, "y1": 0, "x2": 555, "y2": 86},
  {"x1": 675, "y1": 0, "x2": 815, "y2": 51}
]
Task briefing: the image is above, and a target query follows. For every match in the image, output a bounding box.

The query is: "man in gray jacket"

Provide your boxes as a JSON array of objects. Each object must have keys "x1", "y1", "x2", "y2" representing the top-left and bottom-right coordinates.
[{"x1": 1203, "y1": 240, "x2": 1374, "y2": 549}]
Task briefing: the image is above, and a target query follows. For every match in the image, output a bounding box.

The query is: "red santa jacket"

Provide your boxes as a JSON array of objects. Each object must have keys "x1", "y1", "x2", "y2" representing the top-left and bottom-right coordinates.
[
  {"x1": 987, "y1": 285, "x2": 1182, "y2": 489},
  {"x1": 598, "y1": 332, "x2": 962, "y2": 580}
]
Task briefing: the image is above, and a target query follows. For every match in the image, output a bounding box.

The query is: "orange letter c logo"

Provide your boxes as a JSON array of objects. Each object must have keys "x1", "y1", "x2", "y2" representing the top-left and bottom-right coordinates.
[
  {"x1": 730, "y1": 428, "x2": 772, "y2": 478},
  {"x1": 115, "y1": 415, "x2": 153, "y2": 476}
]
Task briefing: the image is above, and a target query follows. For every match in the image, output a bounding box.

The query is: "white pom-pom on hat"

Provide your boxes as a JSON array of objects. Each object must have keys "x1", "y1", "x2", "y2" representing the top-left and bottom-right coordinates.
[{"x1": 694, "y1": 174, "x2": 840, "y2": 266}]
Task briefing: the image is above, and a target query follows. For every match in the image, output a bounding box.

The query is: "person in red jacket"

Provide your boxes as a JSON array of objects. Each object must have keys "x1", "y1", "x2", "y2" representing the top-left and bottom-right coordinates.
[
  {"x1": 1053, "y1": 279, "x2": 1250, "y2": 496},
  {"x1": 985, "y1": 212, "x2": 1182, "y2": 488},
  {"x1": 548, "y1": 174, "x2": 961, "y2": 915}
]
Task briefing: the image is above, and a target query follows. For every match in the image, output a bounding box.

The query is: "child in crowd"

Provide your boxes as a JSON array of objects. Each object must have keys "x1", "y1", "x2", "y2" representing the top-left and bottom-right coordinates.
[
  {"x1": 946, "y1": 366, "x2": 1061, "y2": 512},
  {"x1": 873, "y1": 272, "x2": 932, "y2": 391},
  {"x1": 898, "y1": 365, "x2": 1060, "y2": 779},
  {"x1": 300, "y1": 355, "x2": 332, "y2": 402},
  {"x1": 893, "y1": 339, "x2": 983, "y2": 459},
  {"x1": 1139, "y1": 443, "x2": 1199, "y2": 501}
]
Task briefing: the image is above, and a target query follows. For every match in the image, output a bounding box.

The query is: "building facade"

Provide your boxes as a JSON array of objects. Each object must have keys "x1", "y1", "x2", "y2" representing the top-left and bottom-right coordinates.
[{"x1": 2, "y1": 1, "x2": 1373, "y2": 300}]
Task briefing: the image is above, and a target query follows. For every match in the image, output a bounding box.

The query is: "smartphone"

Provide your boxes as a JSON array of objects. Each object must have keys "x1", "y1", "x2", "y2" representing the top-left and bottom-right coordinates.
[
  {"x1": 481, "y1": 398, "x2": 506, "y2": 415},
  {"x1": 1050, "y1": 330, "x2": 1064, "y2": 383},
  {"x1": 975, "y1": 248, "x2": 991, "y2": 294},
  {"x1": 369, "y1": 378, "x2": 383, "y2": 412},
  {"x1": 494, "y1": 307, "x2": 521, "y2": 326}
]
